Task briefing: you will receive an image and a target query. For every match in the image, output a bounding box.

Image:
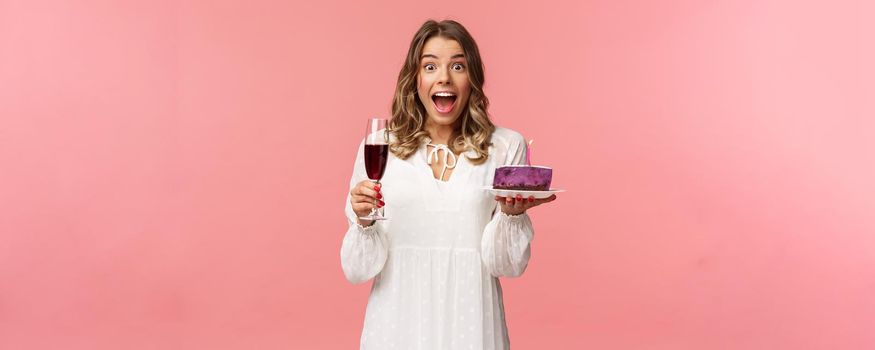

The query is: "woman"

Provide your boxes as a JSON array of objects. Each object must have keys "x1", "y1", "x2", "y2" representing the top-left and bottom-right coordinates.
[{"x1": 341, "y1": 19, "x2": 557, "y2": 349}]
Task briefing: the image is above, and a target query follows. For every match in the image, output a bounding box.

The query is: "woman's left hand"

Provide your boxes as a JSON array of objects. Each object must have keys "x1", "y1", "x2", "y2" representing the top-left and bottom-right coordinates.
[{"x1": 496, "y1": 194, "x2": 557, "y2": 216}]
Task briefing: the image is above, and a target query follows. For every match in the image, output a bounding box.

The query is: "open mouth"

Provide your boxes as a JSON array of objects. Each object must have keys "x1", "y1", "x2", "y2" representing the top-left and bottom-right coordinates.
[{"x1": 431, "y1": 91, "x2": 457, "y2": 114}]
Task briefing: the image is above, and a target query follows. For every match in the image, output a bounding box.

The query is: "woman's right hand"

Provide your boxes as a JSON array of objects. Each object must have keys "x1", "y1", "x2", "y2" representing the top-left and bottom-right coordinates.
[{"x1": 350, "y1": 180, "x2": 384, "y2": 226}]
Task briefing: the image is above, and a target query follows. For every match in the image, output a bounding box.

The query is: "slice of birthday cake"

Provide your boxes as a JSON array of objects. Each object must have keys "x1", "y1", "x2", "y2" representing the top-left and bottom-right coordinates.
[{"x1": 493, "y1": 165, "x2": 552, "y2": 191}]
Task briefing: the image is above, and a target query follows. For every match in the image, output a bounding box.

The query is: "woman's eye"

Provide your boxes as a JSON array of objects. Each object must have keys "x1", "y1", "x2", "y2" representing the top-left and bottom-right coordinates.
[
  {"x1": 424, "y1": 64, "x2": 436, "y2": 71},
  {"x1": 453, "y1": 63, "x2": 464, "y2": 71}
]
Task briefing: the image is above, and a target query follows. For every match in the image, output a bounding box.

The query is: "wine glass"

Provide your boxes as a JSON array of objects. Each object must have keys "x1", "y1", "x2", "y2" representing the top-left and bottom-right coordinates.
[{"x1": 359, "y1": 118, "x2": 389, "y2": 221}]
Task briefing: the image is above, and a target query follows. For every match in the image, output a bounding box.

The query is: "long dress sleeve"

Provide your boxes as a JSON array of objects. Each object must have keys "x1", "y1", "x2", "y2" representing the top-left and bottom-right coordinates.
[
  {"x1": 340, "y1": 140, "x2": 389, "y2": 284},
  {"x1": 480, "y1": 133, "x2": 536, "y2": 278}
]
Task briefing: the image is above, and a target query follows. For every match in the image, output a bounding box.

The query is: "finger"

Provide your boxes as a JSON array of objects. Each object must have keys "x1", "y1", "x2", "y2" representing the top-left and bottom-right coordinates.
[
  {"x1": 355, "y1": 180, "x2": 375, "y2": 192},
  {"x1": 531, "y1": 195, "x2": 558, "y2": 206},
  {"x1": 352, "y1": 203, "x2": 371, "y2": 216},
  {"x1": 357, "y1": 194, "x2": 384, "y2": 208},
  {"x1": 352, "y1": 194, "x2": 376, "y2": 204},
  {"x1": 356, "y1": 185, "x2": 378, "y2": 198},
  {"x1": 352, "y1": 202, "x2": 375, "y2": 214},
  {"x1": 521, "y1": 196, "x2": 535, "y2": 209},
  {"x1": 498, "y1": 201, "x2": 514, "y2": 214},
  {"x1": 496, "y1": 198, "x2": 509, "y2": 210},
  {"x1": 514, "y1": 195, "x2": 526, "y2": 210}
]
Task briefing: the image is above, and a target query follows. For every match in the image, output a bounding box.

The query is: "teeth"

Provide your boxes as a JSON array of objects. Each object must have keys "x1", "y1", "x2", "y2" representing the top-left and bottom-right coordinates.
[{"x1": 434, "y1": 92, "x2": 456, "y2": 97}]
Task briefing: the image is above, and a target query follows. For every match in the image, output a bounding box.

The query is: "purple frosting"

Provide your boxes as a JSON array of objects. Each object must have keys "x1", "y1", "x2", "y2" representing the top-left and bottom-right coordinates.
[{"x1": 493, "y1": 166, "x2": 552, "y2": 190}]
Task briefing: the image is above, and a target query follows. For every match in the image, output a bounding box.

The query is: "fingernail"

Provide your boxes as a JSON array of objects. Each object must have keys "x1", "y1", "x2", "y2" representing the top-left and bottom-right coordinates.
[
  {"x1": 376, "y1": 193, "x2": 382, "y2": 199},
  {"x1": 529, "y1": 197, "x2": 534, "y2": 202},
  {"x1": 374, "y1": 185, "x2": 381, "y2": 190},
  {"x1": 379, "y1": 200, "x2": 385, "y2": 206}
]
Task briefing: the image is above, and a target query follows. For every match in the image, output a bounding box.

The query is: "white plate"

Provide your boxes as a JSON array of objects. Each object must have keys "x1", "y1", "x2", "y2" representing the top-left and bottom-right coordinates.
[{"x1": 482, "y1": 186, "x2": 565, "y2": 199}]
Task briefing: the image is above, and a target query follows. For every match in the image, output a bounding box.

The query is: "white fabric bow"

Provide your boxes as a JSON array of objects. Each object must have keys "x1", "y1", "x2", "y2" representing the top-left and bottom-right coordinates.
[{"x1": 426, "y1": 143, "x2": 457, "y2": 181}]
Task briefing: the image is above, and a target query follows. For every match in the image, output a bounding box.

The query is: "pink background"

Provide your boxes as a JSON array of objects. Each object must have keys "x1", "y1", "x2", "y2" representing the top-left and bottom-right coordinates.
[{"x1": 2, "y1": 0, "x2": 873, "y2": 349}]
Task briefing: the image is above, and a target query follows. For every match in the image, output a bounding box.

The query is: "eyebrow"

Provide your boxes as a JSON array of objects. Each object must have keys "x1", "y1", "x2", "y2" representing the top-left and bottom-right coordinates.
[{"x1": 421, "y1": 53, "x2": 466, "y2": 60}]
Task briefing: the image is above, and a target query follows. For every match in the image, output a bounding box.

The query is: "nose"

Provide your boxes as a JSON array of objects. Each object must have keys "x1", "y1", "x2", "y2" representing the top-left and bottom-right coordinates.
[{"x1": 437, "y1": 67, "x2": 451, "y2": 85}]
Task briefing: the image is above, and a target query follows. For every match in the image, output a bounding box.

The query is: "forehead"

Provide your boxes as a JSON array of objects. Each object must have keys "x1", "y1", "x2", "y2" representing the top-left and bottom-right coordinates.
[{"x1": 421, "y1": 37, "x2": 464, "y2": 58}]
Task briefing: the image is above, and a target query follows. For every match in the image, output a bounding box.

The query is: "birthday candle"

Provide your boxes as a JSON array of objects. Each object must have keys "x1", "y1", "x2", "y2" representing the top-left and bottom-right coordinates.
[{"x1": 526, "y1": 139, "x2": 534, "y2": 166}]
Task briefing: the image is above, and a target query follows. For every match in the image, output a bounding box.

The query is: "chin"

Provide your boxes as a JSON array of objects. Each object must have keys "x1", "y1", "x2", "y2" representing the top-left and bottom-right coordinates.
[
  {"x1": 428, "y1": 109, "x2": 465, "y2": 125},
  {"x1": 429, "y1": 114, "x2": 461, "y2": 126}
]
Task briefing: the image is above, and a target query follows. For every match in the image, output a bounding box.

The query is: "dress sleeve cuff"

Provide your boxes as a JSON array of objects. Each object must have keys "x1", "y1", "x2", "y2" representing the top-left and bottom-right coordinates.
[
  {"x1": 356, "y1": 221, "x2": 379, "y2": 234},
  {"x1": 499, "y1": 211, "x2": 529, "y2": 221}
]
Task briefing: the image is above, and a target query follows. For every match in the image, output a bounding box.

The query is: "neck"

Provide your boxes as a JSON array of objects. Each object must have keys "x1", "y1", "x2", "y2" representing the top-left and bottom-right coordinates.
[{"x1": 425, "y1": 120, "x2": 458, "y2": 145}]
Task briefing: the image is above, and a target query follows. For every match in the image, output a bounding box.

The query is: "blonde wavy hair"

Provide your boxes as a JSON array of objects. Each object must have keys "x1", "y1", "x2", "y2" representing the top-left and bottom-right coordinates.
[{"x1": 389, "y1": 19, "x2": 495, "y2": 165}]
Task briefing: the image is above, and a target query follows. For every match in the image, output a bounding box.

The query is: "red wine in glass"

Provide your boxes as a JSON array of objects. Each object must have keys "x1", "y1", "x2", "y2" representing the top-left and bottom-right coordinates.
[
  {"x1": 360, "y1": 118, "x2": 389, "y2": 221},
  {"x1": 364, "y1": 144, "x2": 388, "y2": 180}
]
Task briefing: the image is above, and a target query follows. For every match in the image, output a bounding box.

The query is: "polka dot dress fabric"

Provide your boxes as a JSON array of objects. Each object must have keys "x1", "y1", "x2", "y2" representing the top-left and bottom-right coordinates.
[{"x1": 341, "y1": 127, "x2": 536, "y2": 350}]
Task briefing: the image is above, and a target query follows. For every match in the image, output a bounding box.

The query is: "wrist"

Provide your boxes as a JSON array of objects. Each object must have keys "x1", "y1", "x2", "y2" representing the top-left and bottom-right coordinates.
[{"x1": 500, "y1": 209, "x2": 526, "y2": 217}]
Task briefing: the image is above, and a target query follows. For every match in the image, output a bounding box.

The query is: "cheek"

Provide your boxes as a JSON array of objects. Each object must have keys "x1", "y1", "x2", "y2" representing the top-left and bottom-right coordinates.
[
  {"x1": 417, "y1": 77, "x2": 428, "y2": 93},
  {"x1": 459, "y1": 81, "x2": 472, "y2": 102},
  {"x1": 418, "y1": 74, "x2": 432, "y2": 89},
  {"x1": 416, "y1": 76, "x2": 427, "y2": 103},
  {"x1": 457, "y1": 76, "x2": 471, "y2": 95}
]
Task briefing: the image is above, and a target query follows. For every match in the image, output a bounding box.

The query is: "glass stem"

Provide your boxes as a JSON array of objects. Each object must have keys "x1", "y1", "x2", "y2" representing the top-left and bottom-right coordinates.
[
  {"x1": 374, "y1": 179, "x2": 382, "y2": 216},
  {"x1": 369, "y1": 180, "x2": 382, "y2": 216}
]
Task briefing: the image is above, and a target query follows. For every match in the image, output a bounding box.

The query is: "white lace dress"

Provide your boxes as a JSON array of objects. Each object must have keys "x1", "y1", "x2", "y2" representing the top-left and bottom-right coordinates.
[{"x1": 341, "y1": 127, "x2": 536, "y2": 350}]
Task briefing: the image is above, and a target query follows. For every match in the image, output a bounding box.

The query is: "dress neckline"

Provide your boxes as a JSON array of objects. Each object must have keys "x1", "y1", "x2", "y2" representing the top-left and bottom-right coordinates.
[{"x1": 426, "y1": 143, "x2": 459, "y2": 182}]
